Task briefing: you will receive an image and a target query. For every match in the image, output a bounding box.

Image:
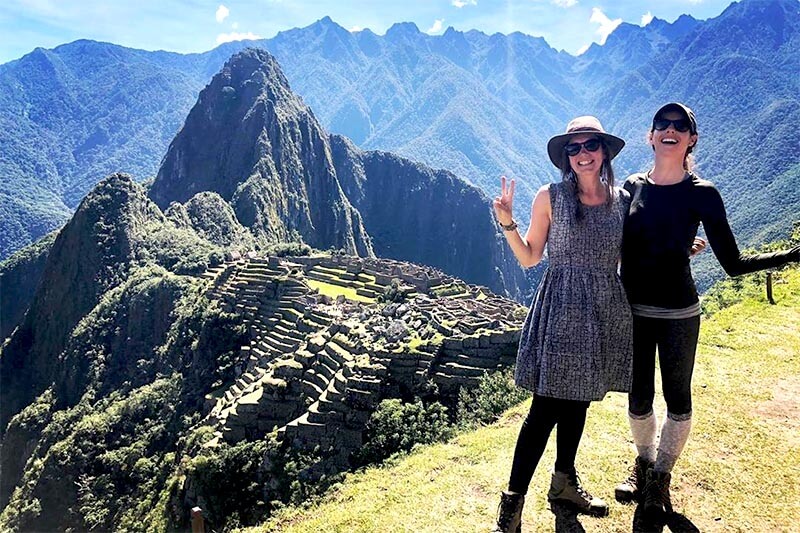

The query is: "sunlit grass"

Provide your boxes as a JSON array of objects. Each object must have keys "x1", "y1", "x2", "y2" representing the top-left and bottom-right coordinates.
[{"x1": 306, "y1": 278, "x2": 374, "y2": 303}]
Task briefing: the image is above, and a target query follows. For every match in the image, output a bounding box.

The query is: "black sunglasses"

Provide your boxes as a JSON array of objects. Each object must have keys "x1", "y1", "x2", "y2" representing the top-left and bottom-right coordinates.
[
  {"x1": 564, "y1": 138, "x2": 601, "y2": 156},
  {"x1": 653, "y1": 118, "x2": 692, "y2": 133}
]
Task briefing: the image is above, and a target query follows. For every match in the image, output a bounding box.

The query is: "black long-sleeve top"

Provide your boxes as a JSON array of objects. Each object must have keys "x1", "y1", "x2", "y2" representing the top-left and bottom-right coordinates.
[{"x1": 621, "y1": 173, "x2": 799, "y2": 309}]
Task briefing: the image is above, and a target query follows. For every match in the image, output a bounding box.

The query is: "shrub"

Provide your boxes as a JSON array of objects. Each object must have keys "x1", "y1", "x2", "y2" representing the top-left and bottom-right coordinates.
[
  {"x1": 187, "y1": 440, "x2": 271, "y2": 529},
  {"x1": 352, "y1": 399, "x2": 454, "y2": 466},
  {"x1": 456, "y1": 369, "x2": 530, "y2": 429},
  {"x1": 265, "y1": 241, "x2": 312, "y2": 257}
]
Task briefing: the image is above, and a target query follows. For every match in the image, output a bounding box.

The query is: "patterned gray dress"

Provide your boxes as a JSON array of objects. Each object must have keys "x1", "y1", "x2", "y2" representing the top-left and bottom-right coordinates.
[{"x1": 515, "y1": 181, "x2": 633, "y2": 402}]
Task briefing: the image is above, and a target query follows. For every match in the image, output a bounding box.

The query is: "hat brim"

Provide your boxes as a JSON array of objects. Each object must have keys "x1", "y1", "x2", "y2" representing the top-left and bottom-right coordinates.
[{"x1": 547, "y1": 131, "x2": 625, "y2": 168}]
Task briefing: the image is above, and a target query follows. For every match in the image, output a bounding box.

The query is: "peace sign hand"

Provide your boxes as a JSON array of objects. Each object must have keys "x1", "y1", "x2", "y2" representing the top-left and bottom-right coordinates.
[{"x1": 493, "y1": 176, "x2": 515, "y2": 225}]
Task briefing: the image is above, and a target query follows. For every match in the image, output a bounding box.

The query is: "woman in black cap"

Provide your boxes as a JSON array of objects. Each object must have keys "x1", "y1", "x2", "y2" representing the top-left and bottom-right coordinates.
[
  {"x1": 491, "y1": 116, "x2": 633, "y2": 532},
  {"x1": 615, "y1": 102, "x2": 800, "y2": 519}
]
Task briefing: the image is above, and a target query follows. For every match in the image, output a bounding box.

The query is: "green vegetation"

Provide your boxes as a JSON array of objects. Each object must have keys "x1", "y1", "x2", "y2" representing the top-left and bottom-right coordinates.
[
  {"x1": 306, "y1": 278, "x2": 374, "y2": 303},
  {"x1": 264, "y1": 242, "x2": 312, "y2": 257},
  {"x1": 431, "y1": 282, "x2": 468, "y2": 298},
  {"x1": 0, "y1": 250, "x2": 247, "y2": 531},
  {"x1": 352, "y1": 369, "x2": 529, "y2": 468},
  {"x1": 0, "y1": 230, "x2": 57, "y2": 339},
  {"x1": 352, "y1": 399, "x2": 454, "y2": 466},
  {"x1": 456, "y1": 369, "x2": 530, "y2": 430}
]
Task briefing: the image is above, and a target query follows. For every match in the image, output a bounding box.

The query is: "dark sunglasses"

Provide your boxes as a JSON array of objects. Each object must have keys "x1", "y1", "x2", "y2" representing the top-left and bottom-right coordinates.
[
  {"x1": 564, "y1": 138, "x2": 601, "y2": 156},
  {"x1": 653, "y1": 118, "x2": 692, "y2": 133}
]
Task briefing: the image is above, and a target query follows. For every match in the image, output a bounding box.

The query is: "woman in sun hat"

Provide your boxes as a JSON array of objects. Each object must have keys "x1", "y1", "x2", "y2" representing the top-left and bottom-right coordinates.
[
  {"x1": 490, "y1": 116, "x2": 632, "y2": 532},
  {"x1": 614, "y1": 102, "x2": 800, "y2": 520}
]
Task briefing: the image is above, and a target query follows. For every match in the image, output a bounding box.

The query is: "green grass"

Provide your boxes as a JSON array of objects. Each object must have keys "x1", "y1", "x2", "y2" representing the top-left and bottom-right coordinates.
[
  {"x1": 306, "y1": 279, "x2": 374, "y2": 303},
  {"x1": 244, "y1": 267, "x2": 800, "y2": 532}
]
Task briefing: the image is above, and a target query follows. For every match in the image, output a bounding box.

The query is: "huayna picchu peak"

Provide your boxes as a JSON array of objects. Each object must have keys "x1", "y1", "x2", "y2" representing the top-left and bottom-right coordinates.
[{"x1": 148, "y1": 48, "x2": 373, "y2": 258}]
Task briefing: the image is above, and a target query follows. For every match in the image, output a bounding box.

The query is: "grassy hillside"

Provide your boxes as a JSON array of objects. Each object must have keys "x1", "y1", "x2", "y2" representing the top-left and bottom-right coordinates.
[{"x1": 246, "y1": 266, "x2": 800, "y2": 532}]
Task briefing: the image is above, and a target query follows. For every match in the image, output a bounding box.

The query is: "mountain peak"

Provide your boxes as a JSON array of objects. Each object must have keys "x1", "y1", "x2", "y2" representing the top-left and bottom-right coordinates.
[
  {"x1": 311, "y1": 15, "x2": 349, "y2": 33},
  {"x1": 386, "y1": 22, "x2": 422, "y2": 38},
  {"x1": 149, "y1": 48, "x2": 302, "y2": 207},
  {"x1": 149, "y1": 48, "x2": 372, "y2": 256},
  {"x1": 221, "y1": 47, "x2": 284, "y2": 82}
]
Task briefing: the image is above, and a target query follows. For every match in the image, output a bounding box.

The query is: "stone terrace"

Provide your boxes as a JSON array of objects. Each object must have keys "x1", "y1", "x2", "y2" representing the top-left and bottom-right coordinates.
[{"x1": 198, "y1": 253, "x2": 525, "y2": 473}]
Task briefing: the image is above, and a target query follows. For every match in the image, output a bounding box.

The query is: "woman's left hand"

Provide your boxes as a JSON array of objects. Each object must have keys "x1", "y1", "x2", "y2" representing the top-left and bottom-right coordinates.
[{"x1": 690, "y1": 237, "x2": 706, "y2": 258}]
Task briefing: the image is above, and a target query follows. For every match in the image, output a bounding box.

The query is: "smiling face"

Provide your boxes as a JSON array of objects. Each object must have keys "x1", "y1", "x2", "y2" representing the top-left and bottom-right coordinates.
[
  {"x1": 649, "y1": 111, "x2": 698, "y2": 160},
  {"x1": 567, "y1": 133, "x2": 605, "y2": 180}
]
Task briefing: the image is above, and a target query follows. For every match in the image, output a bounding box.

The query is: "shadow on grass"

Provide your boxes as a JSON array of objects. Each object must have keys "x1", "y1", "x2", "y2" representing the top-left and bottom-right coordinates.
[
  {"x1": 631, "y1": 503, "x2": 700, "y2": 533},
  {"x1": 549, "y1": 501, "x2": 586, "y2": 533}
]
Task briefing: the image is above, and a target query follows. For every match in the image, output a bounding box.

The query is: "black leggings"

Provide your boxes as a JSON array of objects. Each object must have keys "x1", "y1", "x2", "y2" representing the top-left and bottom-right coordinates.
[
  {"x1": 629, "y1": 315, "x2": 701, "y2": 417},
  {"x1": 507, "y1": 394, "x2": 590, "y2": 494}
]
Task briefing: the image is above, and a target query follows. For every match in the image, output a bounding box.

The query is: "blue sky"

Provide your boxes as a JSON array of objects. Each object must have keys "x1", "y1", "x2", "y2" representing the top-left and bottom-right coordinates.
[{"x1": 1, "y1": 0, "x2": 738, "y2": 64}]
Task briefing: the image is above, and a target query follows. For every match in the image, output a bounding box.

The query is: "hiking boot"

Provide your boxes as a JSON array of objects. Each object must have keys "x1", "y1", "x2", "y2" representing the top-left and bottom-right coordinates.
[
  {"x1": 491, "y1": 491, "x2": 524, "y2": 533},
  {"x1": 547, "y1": 470, "x2": 609, "y2": 517},
  {"x1": 615, "y1": 456, "x2": 653, "y2": 503},
  {"x1": 643, "y1": 468, "x2": 673, "y2": 518}
]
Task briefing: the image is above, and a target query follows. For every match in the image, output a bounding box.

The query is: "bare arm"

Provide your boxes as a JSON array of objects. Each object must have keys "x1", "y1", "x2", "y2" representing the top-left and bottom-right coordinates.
[{"x1": 493, "y1": 177, "x2": 551, "y2": 269}]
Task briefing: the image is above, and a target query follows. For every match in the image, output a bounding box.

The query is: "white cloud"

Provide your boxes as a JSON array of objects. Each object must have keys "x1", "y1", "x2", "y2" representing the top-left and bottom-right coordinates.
[
  {"x1": 452, "y1": 0, "x2": 477, "y2": 7},
  {"x1": 215, "y1": 5, "x2": 229, "y2": 23},
  {"x1": 576, "y1": 43, "x2": 590, "y2": 55},
  {"x1": 552, "y1": 0, "x2": 578, "y2": 7},
  {"x1": 641, "y1": 12, "x2": 654, "y2": 26},
  {"x1": 232, "y1": 22, "x2": 239, "y2": 30},
  {"x1": 216, "y1": 31, "x2": 261, "y2": 44},
  {"x1": 590, "y1": 7, "x2": 622, "y2": 44},
  {"x1": 349, "y1": 25, "x2": 363, "y2": 32},
  {"x1": 428, "y1": 19, "x2": 444, "y2": 34}
]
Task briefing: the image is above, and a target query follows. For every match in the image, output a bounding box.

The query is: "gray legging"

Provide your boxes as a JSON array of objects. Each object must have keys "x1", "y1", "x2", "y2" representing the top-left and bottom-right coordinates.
[{"x1": 628, "y1": 315, "x2": 701, "y2": 417}]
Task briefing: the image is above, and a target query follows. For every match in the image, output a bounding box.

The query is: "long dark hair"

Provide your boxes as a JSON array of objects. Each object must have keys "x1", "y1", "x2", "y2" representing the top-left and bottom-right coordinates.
[{"x1": 558, "y1": 138, "x2": 615, "y2": 221}]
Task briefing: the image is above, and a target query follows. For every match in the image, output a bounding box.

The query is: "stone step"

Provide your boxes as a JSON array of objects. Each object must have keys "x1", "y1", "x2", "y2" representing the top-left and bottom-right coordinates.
[
  {"x1": 314, "y1": 358, "x2": 336, "y2": 381},
  {"x1": 333, "y1": 371, "x2": 348, "y2": 392},
  {"x1": 304, "y1": 368, "x2": 330, "y2": 391},
  {"x1": 441, "y1": 353, "x2": 503, "y2": 369},
  {"x1": 235, "y1": 376, "x2": 254, "y2": 394},
  {"x1": 307, "y1": 401, "x2": 344, "y2": 424},
  {"x1": 345, "y1": 388, "x2": 377, "y2": 409},
  {"x1": 442, "y1": 362, "x2": 489, "y2": 378},
  {"x1": 356, "y1": 288, "x2": 378, "y2": 298},
  {"x1": 281, "y1": 288, "x2": 307, "y2": 297},
  {"x1": 273, "y1": 322, "x2": 305, "y2": 341},
  {"x1": 431, "y1": 372, "x2": 480, "y2": 388},
  {"x1": 271, "y1": 306, "x2": 304, "y2": 323},
  {"x1": 237, "y1": 387, "x2": 265, "y2": 413},
  {"x1": 347, "y1": 376, "x2": 382, "y2": 393},
  {"x1": 262, "y1": 334, "x2": 296, "y2": 353},
  {"x1": 320, "y1": 385, "x2": 346, "y2": 404},
  {"x1": 318, "y1": 348, "x2": 344, "y2": 372},
  {"x1": 301, "y1": 377, "x2": 324, "y2": 398},
  {"x1": 294, "y1": 412, "x2": 329, "y2": 440},
  {"x1": 331, "y1": 333, "x2": 357, "y2": 352},
  {"x1": 325, "y1": 339, "x2": 353, "y2": 362},
  {"x1": 312, "y1": 265, "x2": 358, "y2": 280}
]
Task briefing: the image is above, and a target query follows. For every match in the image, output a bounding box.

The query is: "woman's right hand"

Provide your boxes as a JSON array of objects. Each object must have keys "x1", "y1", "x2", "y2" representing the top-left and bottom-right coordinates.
[{"x1": 493, "y1": 176, "x2": 515, "y2": 225}]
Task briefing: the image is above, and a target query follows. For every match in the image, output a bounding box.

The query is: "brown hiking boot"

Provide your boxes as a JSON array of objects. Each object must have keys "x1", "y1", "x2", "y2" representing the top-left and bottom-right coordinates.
[
  {"x1": 547, "y1": 470, "x2": 609, "y2": 517},
  {"x1": 643, "y1": 468, "x2": 673, "y2": 517},
  {"x1": 491, "y1": 491, "x2": 524, "y2": 533},
  {"x1": 615, "y1": 456, "x2": 653, "y2": 503}
]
